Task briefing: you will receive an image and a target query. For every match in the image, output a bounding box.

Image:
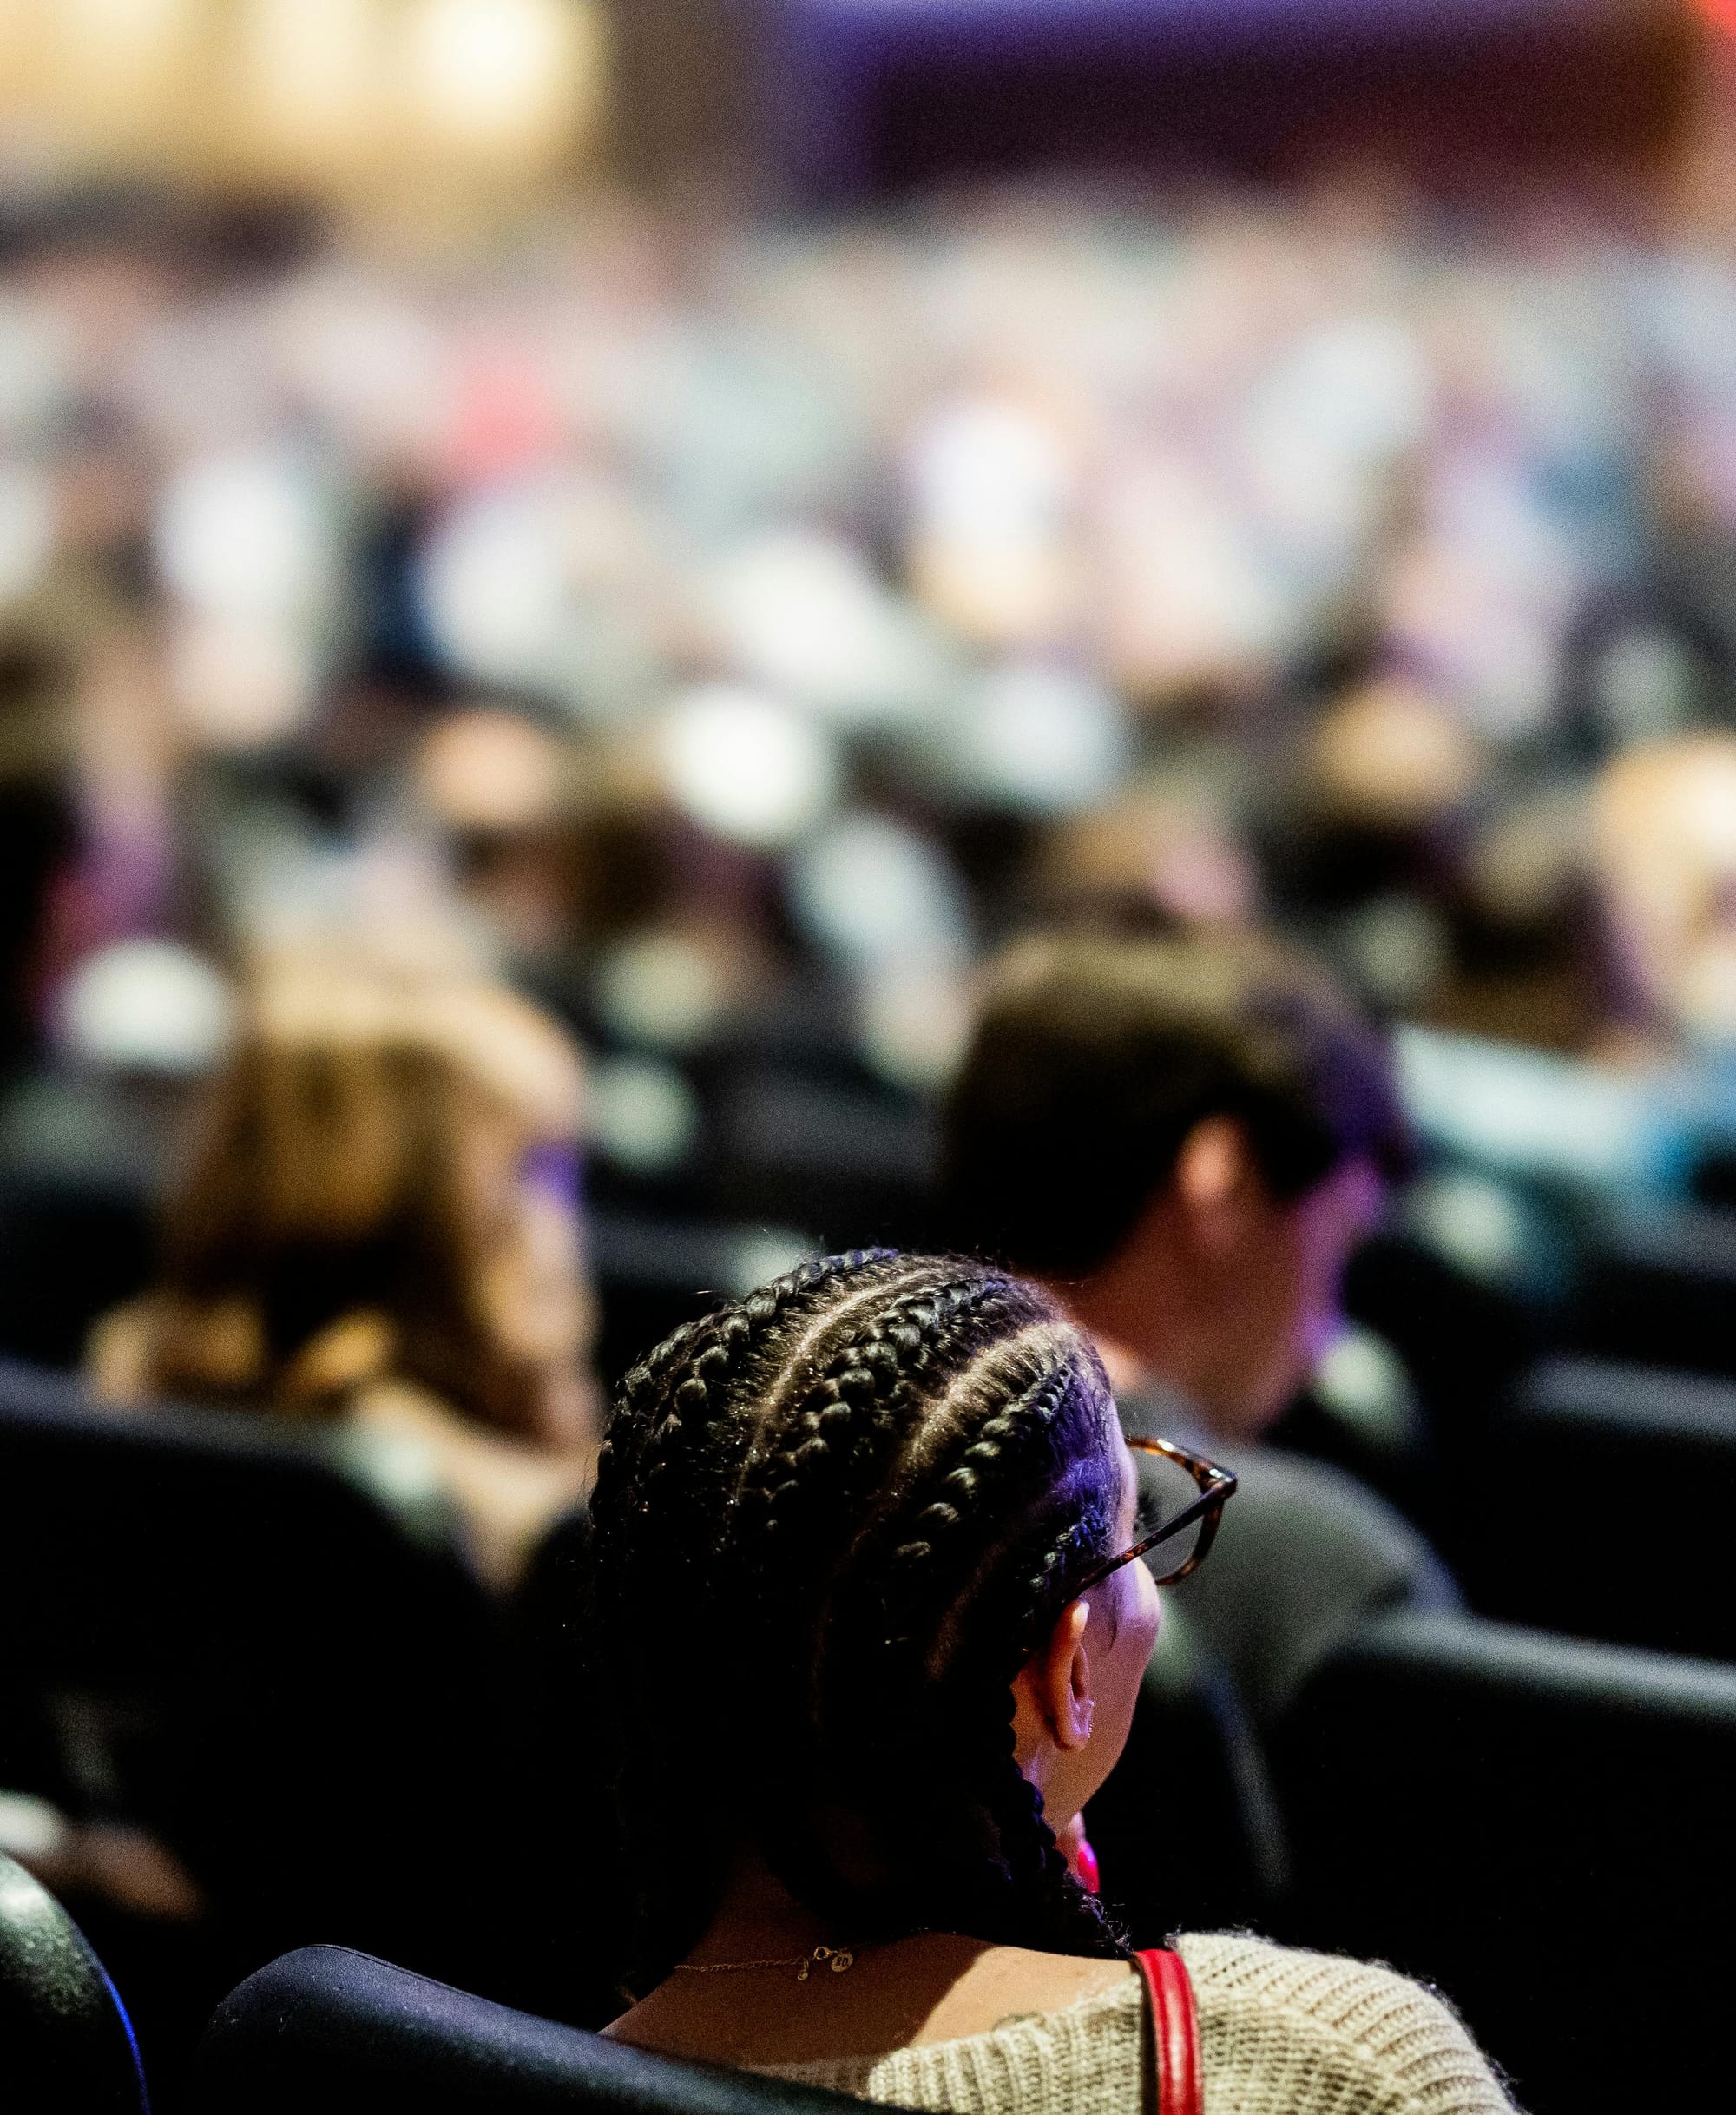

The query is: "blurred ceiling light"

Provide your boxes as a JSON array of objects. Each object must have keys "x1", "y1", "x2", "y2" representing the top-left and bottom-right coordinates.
[
  {"x1": 416, "y1": 708, "x2": 568, "y2": 833},
  {"x1": 726, "y1": 1228, "x2": 814, "y2": 1297},
  {"x1": 237, "y1": 0, "x2": 387, "y2": 165},
  {"x1": 654, "y1": 684, "x2": 839, "y2": 849},
  {"x1": 402, "y1": 0, "x2": 606, "y2": 163},
  {"x1": 47, "y1": 0, "x2": 200, "y2": 122},
  {"x1": 155, "y1": 448, "x2": 335, "y2": 620},
  {"x1": 910, "y1": 395, "x2": 1075, "y2": 545},
  {"x1": 1588, "y1": 626, "x2": 1702, "y2": 749},
  {"x1": 1339, "y1": 894, "x2": 1449, "y2": 1012}
]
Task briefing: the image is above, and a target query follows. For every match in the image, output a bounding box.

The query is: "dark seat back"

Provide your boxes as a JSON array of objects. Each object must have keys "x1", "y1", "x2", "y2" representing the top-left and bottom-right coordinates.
[
  {"x1": 0, "y1": 1362, "x2": 527, "y2": 2026},
  {"x1": 190, "y1": 1945, "x2": 863, "y2": 2115},
  {"x1": 0, "y1": 1853, "x2": 149, "y2": 2114},
  {"x1": 1471, "y1": 1355, "x2": 1736, "y2": 1657},
  {"x1": 1272, "y1": 1609, "x2": 1736, "y2": 2115},
  {"x1": 1084, "y1": 1601, "x2": 1286, "y2": 1942},
  {"x1": 1568, "y1": 1203, "x2": 1736, "y2": 1376}
]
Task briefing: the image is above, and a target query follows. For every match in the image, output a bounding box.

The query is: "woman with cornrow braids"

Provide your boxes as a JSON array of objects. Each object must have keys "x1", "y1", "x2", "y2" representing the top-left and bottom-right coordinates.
[{"x1": 598, "y1": 1252, "x2": 1514, "y2": 2115}]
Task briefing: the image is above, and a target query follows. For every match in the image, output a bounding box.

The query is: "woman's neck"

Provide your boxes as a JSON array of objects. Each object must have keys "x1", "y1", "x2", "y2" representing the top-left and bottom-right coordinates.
[
  {"x1": 687, "y1": 1855, "x2": 856, "y2": 1965},
  {"x1": 610, "y1": 1851, "x2": 1132, "y2": 2066}
]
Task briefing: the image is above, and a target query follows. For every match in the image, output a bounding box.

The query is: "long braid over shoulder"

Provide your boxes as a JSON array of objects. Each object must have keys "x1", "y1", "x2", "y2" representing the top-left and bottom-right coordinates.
[{"x1": 589, "y1": 1251, "x2": 1131, "y2": 1985}]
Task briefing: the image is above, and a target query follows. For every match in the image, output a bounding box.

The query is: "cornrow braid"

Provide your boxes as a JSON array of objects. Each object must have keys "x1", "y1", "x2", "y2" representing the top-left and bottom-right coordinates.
[
  {"x1": 800, "y1": 1341, "x2": 1123, "y2": 1953},
  {"x1": 590, "y1": 1251, "x2": 1134, "y2": 1986}
]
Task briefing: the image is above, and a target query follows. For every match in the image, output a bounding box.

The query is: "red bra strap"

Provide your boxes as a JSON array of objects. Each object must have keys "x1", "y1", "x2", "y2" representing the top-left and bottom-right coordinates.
[{"x1": 1133, "y1": 1947, "x2": 1202, "y2": 2115}]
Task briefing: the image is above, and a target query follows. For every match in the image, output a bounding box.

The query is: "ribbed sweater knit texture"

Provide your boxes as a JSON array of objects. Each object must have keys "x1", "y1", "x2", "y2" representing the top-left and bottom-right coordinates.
[{"x1": 753, "y1": 1933, "x2": 1517, "y2": 2115}]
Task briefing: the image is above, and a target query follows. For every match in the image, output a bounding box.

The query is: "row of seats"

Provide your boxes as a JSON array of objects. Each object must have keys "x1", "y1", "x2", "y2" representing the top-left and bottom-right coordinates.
[
  {"x1": 3, "y1": 1358, "x2": 1733, "y2": 2114},
  {"x1": 13, "y1": 1604, "x2": 1734, "y2": 2115},
  {"x1": 1273, "y1": 1610, "x2": 1736, "y2": 2115},
  {"x1": 1477, "y1": 1354, "x2": 1736, "y2": 1660},
  {"x1": 0, "y1": 1360, "x2": 620, "y2": 2078},
  {"x1": 1, "y1": 1861, "x2": 857, "y2": 2115}
]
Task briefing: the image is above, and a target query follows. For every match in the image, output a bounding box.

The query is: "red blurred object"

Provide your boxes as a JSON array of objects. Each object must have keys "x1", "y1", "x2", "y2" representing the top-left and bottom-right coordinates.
[
  {"x1": 1075, "y1": 1835, "x2": 1101, "y2": 1896},
  {"x1": 1693, "y1": 0, "x2": 1736, "y2": 30}
]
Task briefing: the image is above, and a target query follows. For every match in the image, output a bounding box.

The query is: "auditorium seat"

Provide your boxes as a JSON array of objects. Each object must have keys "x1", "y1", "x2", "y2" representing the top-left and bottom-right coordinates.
[
  {"x1": 1084, "y1": 1598, "x2": 1286, "y2": 1940},
  {"x1": 190, "y1": 1944, "x2": 863, "y2": 2115},
  {"x1": 509, "y1": 1505, "x2": 626, "y2": 2026},
  {"x1": 0, "y1": 1360, "x2": 545, "y2": 2082},
  {"x1": 592, "y1": 1214, "x2": 811, "y2": 1391},
  {"x1": 1466, "y1": 1354, "x2": 1736, "y2": 1658},
  {"x1": 1566, "y1": 1202, "x2": 1736, "y2": 1378},
  {"x1": 711, "y1": 1070, "x2": 936, "y2": 1254},
  {"x1": 1271, "y1": 1609, "x2": 1736, "y2": 2115},
  {"x1": 0, "y1": 1165, "x2": 153, "y2": 1369},
  {"x1": 0, "y1": 1852, "x2": 149, "y2": 2114}
]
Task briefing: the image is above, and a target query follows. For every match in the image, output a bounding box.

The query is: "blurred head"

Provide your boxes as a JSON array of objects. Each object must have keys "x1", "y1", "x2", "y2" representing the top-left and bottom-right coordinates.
[
  {"x1": 591, "y1": 1251, "x2": 1160, "y2": 1980},
  {"x1": 940, "y1": 926, "x2": 1408, "y2": 1435},
  {"x1": 141, "y1": 956, "x2": 594, "y2": 1444}
]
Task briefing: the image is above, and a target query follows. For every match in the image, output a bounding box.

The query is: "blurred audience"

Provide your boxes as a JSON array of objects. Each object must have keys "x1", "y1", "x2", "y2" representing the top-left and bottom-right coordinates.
[
  {"x1": 1593, "y1": 730, "x2": 1736, "y2": 1055},
  {"x1": 89, "y1": 955, "x2": 599, "y2": 1587}
]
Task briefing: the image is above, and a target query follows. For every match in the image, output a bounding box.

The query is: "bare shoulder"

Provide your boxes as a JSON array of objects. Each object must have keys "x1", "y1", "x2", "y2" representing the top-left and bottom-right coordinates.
[
  {"x1": 1175, "y1": 1933, "x2": 1516, "y2": 2113},
  {"x1": 914, "y1": 1943, "x2": 1134, "y2": 2042},
  {"x1": 603, "y1": 1939, "x2": 1135, "y2": 2069}
]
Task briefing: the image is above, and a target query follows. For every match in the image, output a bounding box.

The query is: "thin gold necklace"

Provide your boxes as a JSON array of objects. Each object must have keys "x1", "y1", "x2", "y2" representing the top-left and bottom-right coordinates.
[{"x1": 674, "y1": 1944, "x2": 857, "y2": 1983}]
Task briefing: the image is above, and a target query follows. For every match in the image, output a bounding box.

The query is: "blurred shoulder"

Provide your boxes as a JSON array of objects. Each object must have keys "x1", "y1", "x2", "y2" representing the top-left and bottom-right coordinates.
[{"x1": 1174, "y1": 1932, "x2": 1516, "y2": 2115}]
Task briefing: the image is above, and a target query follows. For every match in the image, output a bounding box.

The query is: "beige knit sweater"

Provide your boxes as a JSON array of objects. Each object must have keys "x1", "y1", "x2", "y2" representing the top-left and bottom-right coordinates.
[{"x1": 753, "y1": 1933, "x2": 1516, "y2": 2115}]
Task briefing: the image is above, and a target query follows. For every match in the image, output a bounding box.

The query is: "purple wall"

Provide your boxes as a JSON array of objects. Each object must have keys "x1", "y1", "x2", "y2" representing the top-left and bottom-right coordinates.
[{"x1": 763, "y1": 0, "x2": 1695, "y2": 201}]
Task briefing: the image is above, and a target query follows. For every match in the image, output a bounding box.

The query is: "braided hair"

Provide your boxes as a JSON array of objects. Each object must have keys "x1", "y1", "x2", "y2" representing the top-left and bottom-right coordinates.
[{"x1": 590, "y1": 1249, "x2": 1131, "y2": 1986}]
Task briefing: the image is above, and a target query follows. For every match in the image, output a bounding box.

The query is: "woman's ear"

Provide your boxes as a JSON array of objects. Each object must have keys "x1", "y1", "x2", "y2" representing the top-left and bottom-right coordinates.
[
  {"x1": 1012, "y1": 1597, "x2": 1095, "y2": 1775},
  {"x1": 1174, "y1": 1115, "x2": 1262, "y2": 1255}
]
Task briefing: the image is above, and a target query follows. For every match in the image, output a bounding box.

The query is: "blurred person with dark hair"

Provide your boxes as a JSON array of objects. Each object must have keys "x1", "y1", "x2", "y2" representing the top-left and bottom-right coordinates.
[
  {"x1": 414, "y1": 705, "x2": 795, "y2": 1034},
  {"x1": 939, "y1": 922, "x2": 1457, "y2": 1729},
  {"x1": 0, "y1": 633, "x2": 82, "y2": 1084},
  {"x1": 89, "y1": 957, "x2": 600, "y2": 1587},
  {"x1": 1422, "y1": 789, "x2": 1628, "y2": 1058}
]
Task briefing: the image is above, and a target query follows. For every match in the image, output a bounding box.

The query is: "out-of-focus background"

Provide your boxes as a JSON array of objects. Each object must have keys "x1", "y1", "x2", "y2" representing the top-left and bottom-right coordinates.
[
  {"x1": 6, "y1": 3, "x2": 1736, "y2": 2110},
  {"x1": 6, "y1": 2, "x2": 1736, "y2": 1361}
]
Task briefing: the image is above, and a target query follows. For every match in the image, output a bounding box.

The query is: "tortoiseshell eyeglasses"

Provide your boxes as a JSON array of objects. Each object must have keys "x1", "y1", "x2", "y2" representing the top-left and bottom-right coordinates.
[{"x1": 1075, "y1": 1435, "x2": 1238, "y2": 1592}]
